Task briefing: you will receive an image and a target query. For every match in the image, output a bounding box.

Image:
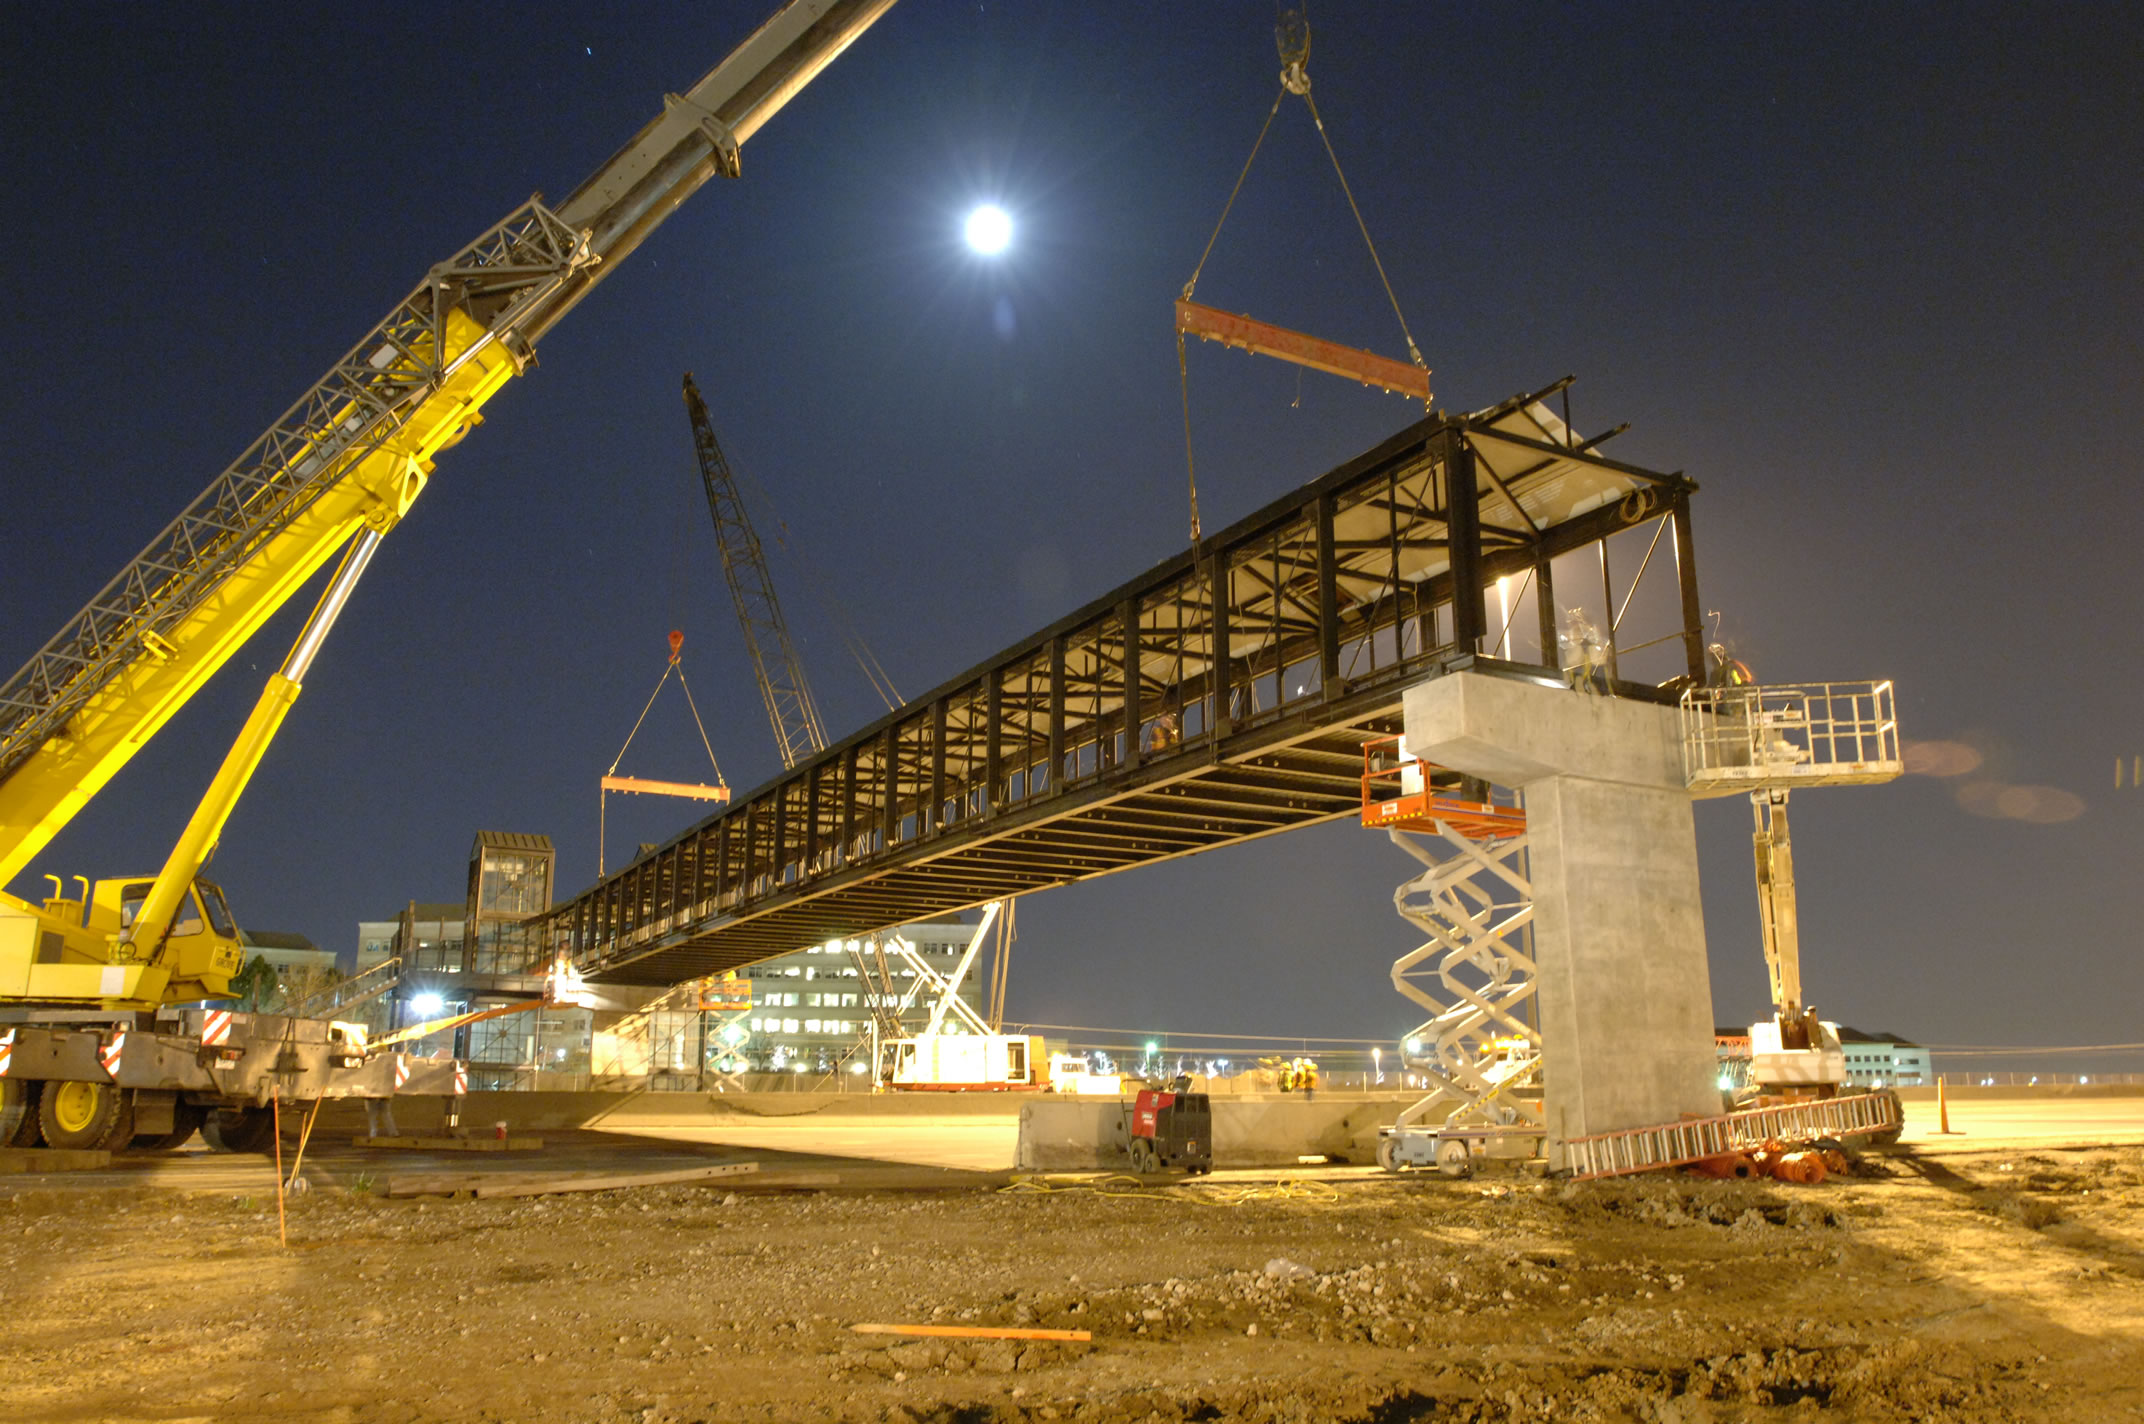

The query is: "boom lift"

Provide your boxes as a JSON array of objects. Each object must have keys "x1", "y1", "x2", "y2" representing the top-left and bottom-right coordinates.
[
  {"x1": 1680, "y1": 678, "x2": 1904, "y2": 1100},
  {"x1": 0, "y1": 1, "x2": 898, "y2": 1152}
]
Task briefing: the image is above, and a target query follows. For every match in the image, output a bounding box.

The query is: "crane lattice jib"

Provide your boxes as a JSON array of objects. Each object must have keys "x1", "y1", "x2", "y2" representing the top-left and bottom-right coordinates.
[
  {"x1": 0, "y1": 0, "x2": 895, "y2": 885},
  {"x1": 682, "y1": 375, "x2": 827, "y2": 769}
]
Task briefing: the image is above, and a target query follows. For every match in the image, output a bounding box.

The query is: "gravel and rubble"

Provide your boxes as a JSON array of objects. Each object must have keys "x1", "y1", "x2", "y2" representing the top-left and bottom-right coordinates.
[{"x1": 3, "y1": 1144, "x2": 2141, "y2": 1422}]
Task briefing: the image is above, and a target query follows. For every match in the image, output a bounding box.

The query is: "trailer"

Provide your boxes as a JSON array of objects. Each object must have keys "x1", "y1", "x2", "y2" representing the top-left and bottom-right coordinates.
[{"x1": 0, "y1": 1008, "x2": 461, "y2": 1153}]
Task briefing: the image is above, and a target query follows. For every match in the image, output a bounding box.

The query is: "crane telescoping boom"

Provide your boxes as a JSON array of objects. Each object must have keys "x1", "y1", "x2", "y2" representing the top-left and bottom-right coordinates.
[{"x1": 0, "y1": 0, "x2": 896, "y2": 1009}]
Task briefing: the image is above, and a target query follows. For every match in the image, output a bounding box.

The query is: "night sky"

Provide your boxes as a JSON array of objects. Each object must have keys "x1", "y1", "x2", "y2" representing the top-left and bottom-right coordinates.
[{"x1": 4, "y1": 4, "x2": 2138, "y2": 1066}]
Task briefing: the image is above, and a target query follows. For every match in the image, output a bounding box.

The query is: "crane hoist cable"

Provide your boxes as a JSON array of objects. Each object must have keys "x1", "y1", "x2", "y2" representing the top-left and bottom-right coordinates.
[
  {"x1": 735, "y1": 469, "x2": 905, "y2": 713},
  {"x1": 598, "y1": 629, "x2": 731, "y2": 875},
  {"x1": 1176, "y1": 6, "x2": 1431, "y2": 549}
]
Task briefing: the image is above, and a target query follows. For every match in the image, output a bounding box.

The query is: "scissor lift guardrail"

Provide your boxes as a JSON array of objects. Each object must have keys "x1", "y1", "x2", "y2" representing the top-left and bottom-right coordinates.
[{"x1": 1563, "y1": 1091, "x2": 1903, "y2": 1181}]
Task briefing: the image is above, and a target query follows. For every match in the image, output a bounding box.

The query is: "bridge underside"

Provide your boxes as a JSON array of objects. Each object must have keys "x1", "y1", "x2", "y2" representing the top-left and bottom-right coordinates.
[{"x1": 527, "y1": 381, "x2": 1705, "y2": 986}]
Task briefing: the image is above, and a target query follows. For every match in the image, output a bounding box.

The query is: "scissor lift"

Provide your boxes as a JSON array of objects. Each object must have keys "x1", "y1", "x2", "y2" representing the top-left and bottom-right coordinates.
[{"x1": 1361, "y1": 738, "x2": 1540, "y2": 1175}]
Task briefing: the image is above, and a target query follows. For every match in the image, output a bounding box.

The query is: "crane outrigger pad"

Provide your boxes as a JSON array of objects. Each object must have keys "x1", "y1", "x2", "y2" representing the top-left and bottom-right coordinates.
[{"x1": 1175, "y1": 299, "x2": 1430, "y2": 401}]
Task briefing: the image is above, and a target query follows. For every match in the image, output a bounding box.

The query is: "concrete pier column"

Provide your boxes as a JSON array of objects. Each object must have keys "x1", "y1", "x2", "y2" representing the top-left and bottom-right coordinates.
[{"x1": 1401, "y1": 672, "x2": 1719, "y2": 1168}]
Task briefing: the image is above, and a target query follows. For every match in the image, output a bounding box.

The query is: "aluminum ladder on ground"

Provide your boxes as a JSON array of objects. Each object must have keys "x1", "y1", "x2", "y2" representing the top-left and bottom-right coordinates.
[{"x1": 1562, "y1": 1091, "x2": 1904, "y2": 1181}]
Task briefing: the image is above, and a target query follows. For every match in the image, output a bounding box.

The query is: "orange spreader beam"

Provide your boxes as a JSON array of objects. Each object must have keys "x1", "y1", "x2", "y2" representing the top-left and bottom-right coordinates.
[
  {"x1": 1175, "y1": 299, "x2": 1430, "y2": 401},
  {"x1": 600, "y1": 774, "x2": 732, "y2": 803}
]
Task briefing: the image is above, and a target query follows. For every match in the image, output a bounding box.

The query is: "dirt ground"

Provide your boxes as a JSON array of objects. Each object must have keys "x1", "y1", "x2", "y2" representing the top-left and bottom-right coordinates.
[{"x1": 4, "y1": 1139, "x2": 2142, "y2": 1424}]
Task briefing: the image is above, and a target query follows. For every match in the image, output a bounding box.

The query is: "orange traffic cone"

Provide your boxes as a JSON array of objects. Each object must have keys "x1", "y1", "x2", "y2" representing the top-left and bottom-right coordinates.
[{"x1": 1936, "y1": 1075, "x2": 1958, "y2": 1134}]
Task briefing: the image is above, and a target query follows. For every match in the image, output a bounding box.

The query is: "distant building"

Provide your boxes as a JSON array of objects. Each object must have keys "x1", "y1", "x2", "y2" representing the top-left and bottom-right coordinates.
[
  {"x1": 1716, "y1": 1024, "x2": 1929, "y2": 1089},
  {"x1": 239, "y1": 928, "x2": 336, "y2": 980},
  {"x1": 1837, "y1": 1028, "x2": 1931, "y2": 1087},
  {"x1": 733, "y1": 922, "x2": 990, "y2": 1073},
  {"x1": 356, "y1": 903, "x2": 465, "y2": 974},
  {"x1": 356, "y1": 831, "x2": 998, "y2": 1086}
]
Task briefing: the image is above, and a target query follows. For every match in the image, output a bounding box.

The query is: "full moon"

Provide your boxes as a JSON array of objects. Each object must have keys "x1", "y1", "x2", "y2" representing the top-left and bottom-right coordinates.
[{"x1": 963, "y1": 204, "x2": 1013, "y2": 255}]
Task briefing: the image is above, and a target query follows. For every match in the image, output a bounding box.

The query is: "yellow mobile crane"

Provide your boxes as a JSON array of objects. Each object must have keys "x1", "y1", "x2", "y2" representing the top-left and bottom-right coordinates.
[{"x1": 0, "y1": 0, "x2": 897, "y2": 1152}]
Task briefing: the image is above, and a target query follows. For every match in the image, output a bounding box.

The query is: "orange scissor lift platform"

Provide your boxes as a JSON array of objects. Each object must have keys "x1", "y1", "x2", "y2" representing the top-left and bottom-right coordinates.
[{"x1": 1358, "y1": 736, "x2": 1525, "y2": 839}]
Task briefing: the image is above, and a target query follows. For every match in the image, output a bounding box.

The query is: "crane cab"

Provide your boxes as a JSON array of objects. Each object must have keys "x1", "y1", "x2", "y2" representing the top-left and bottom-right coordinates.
[{"x1": 0, "y1": 876, "x2": 245, "y2": 1007}]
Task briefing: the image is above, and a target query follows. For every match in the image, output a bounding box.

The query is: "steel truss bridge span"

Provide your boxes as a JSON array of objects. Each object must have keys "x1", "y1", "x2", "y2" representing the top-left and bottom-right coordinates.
[{"x1": 534, "y1": 382, "x2": 1706, "y2": 986}]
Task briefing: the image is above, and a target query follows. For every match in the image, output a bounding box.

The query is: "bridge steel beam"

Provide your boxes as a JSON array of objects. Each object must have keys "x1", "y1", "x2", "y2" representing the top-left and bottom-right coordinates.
[{"x1": 538, "y1": 386, "x2": 1701, "y2": 984}]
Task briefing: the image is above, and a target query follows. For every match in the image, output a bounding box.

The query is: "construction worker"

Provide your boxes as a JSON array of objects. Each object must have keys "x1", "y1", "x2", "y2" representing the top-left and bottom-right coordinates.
[{"x1": 1707, "y1": 642, "x2": 1754, "y2": 688}]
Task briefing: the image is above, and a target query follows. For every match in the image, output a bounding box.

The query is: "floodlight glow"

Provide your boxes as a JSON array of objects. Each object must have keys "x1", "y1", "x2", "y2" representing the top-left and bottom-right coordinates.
[
  {"x1": 964, "y1": 204, "x2": 1012, "y2": 255},
  {"x1": 411, "y1": 992, "x2": 445, "y2": 1016}
]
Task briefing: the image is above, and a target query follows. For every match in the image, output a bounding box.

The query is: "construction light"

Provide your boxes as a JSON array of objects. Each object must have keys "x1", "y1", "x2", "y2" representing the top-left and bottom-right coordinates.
[
  {"x1": 1145, "y1": 1040, "x2": 1159, "y2": 1055},
  {"x1": 411, "y1": 993, "x2": 445, "y2": 1017}
]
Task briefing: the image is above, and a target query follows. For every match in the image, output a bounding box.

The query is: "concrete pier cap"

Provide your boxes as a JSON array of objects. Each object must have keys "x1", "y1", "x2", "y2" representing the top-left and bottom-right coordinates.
[{"x1": 1400, "y1": 670, "x2": 1722, "y2": 1168}]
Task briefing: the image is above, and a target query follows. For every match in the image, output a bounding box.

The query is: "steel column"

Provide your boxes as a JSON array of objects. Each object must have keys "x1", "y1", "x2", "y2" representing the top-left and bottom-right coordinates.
[
  {"x1": 1121, "y1": 597, "x2": 1142, "y2": 771},
  {"x1": 1673, "y1": 494, "x2": 1705, "y2": 683},
  {"x1": 1315, "y1": 492, "x2": 1341, "y2": 695},
  {"x1": 1047, "y1": 633, "x2": 1066, "y2": 794},
  {"x1": 984, "y1": 667, "x2": 1003, "y2": 811},
  {"x1": 1445, "y1": 429, "x2": 1486, "y2": 653}
]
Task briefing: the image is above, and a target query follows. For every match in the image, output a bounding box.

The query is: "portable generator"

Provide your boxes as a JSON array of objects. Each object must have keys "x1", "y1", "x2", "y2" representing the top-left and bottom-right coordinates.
[{"x1": 1128, "y1": 1076, "x2": 1212, "y2": 1173}]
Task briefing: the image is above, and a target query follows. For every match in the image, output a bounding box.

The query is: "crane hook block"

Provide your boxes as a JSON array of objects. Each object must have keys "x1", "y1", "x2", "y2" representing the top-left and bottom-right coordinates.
[
  {"x1": 1276, "y1": 8, "x2": 1311, "y2": 96},
  {"x1": 668, "y1": 629, "x2": 684, "y2": 664}
]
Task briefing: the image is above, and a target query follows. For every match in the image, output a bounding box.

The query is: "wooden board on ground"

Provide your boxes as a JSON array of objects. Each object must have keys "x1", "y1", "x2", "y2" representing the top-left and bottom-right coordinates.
[
  {"x1": 0, "y1": 1147, "x2": 111, "y2": 1174},
  {"x1": 388, "y1": 1160, "x2": 760, "y2": 1199},
  {"x1": 355, "y1": 1136, "x2": 544, "y2": 1151},
  {"x1": 852, "y1": 1322, "x2": 1092, "y2": 1342}
]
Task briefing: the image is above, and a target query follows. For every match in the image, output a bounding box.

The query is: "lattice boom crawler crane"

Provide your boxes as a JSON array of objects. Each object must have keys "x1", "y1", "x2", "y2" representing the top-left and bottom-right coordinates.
[{"x1": 0, "y1": 0, "x2": 897, "y2": 1154}]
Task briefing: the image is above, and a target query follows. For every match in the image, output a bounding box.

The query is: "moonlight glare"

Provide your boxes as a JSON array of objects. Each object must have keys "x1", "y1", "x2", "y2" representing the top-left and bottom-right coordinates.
[{"x1": 964, "y1": 204, "x2": 1012, "y2": 255}]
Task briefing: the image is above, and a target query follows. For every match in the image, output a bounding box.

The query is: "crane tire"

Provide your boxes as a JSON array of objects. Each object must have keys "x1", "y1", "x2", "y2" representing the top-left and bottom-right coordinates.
[
  {"x1": 37, "y1": 1079, "x2": 124, "y2": 1151},
  {"x1": 1, "y1": 1078, "x2": 37, "y2": 1147},
  {"x1": 97, "y1": 1097, "x2": 136, "y2": 1152},
  {"x1": 203, "y1": 1105, "x2": 278, "y2": 1154},
  {"x1": 1375, "y1": 1137, "x2": 1400, "y2": 1173},
  {"x1": 131, "y1": 1100, "x2": 206, "y2": 1152}
]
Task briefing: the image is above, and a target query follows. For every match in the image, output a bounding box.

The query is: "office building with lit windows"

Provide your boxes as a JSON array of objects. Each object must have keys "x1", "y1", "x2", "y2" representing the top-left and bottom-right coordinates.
[
  {"x1": 357, "y1": 828, "x2": 991, "y2": 1085},
  {"x1": 733, "y1": 921, "x2": 988, "y2": 1072}
]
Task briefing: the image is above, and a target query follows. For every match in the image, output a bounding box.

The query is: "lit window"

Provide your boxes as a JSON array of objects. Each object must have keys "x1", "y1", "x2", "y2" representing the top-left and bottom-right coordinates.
[
  {"x1": 805, "y1": 1019, "x2": 821, "y2": 1033},
  {"x1": 782, "y1": 1018, "x2": 799, "y2": 1033}
]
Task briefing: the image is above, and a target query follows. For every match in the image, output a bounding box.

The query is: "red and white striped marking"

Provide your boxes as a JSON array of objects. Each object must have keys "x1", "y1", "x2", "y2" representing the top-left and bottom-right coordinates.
[
  {"x1": 0, "y1": 1029, "x2": 14, "y2": 1077},
  {"x1": 452, "y1": 1066, "x2": 469, "y2": 1096},
  {"x1": 100, "y1": 1027, "x2": 128, "y2": 1078},
  {"x1": 201, "y1": 1009, "x2": 233, "y2": 1047},
  {"x1": 393, "y1": 1057, "x2": 410, "y2": 1090}
]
